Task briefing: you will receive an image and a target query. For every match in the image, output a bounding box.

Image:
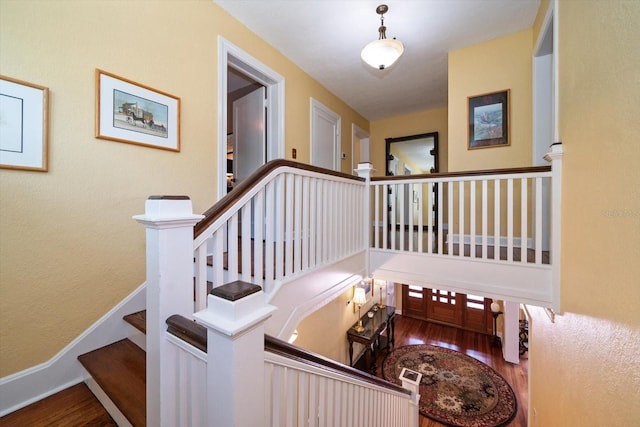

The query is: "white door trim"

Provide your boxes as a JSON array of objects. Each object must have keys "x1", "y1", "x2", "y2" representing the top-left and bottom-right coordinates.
[
  {"x1": 310, "y1": 98, "x2": 341, "y2": 171},
  {"x1": 218, "y1": 36, "x2": 285, "y2": 199}
]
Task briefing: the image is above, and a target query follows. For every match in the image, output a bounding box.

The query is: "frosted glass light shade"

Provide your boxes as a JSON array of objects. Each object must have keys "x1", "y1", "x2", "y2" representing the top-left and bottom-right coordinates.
[
  {"x1": 361, "y1": 38, "x2": 404, "y2": 70},
  {"x1": 491, "y1": 301, "x2": 501, "y2": 313}
]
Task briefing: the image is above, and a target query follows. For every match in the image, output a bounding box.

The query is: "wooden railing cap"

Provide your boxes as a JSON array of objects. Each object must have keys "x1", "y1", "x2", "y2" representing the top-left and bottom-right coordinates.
[{"x1": 210, "y1": 280, "x2": 262, "y2": 301}]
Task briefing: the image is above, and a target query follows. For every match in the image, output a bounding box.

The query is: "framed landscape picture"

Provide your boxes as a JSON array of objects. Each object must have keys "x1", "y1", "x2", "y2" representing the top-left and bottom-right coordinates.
[
  {"x1": 468, "y1": 89, "x2": 510, "y2": 149},
  {"x1": 95, "y1": 69, "x2": 180, "y2": 152},
  {"x1": 0, "y1": 75, "x2": 49, "y2": 171}
]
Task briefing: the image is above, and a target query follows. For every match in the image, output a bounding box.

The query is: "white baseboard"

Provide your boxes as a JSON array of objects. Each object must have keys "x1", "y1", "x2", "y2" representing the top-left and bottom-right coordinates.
[
  {"x1": 450, "y1": 234, "x2": 534, "y2": 249},
  {"x1": 0, "y1": 282, "x2": 146, "y2": 416},
  {"x1": 85, "y1": 377, "x2": 133, "y2": 427}
]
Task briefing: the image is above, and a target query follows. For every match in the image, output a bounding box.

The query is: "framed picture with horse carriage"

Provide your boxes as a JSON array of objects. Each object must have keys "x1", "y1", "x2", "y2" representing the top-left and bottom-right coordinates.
[{"x1": 95, "y1": 69, "x2": 180, "y2": 151}]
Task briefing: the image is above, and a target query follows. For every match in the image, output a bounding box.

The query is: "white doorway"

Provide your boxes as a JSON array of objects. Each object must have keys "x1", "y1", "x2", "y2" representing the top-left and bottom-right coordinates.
[
  {"x1": 218, "y1": 37, "x2": 285, "y2": 199},
  {"x1": 351, "y1": 123, "x2": 370, "y2": 173},
  {"x1": 310, "y1": 98, "x2": 341, "y2": 171}
]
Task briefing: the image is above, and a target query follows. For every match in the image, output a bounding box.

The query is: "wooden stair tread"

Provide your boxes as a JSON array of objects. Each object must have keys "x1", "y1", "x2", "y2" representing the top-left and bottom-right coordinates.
[
  {"x1": 123, "y1": 310, "x2": 146, "y2": 334},
  {"x1": 78, "y1": 339, "x2": 145, "y2": 427}
]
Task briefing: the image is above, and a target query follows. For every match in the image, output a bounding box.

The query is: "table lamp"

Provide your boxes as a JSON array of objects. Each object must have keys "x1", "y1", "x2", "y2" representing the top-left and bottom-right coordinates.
[{"x1": 353, "y1": 287, "x2": 367, "y2": 332}]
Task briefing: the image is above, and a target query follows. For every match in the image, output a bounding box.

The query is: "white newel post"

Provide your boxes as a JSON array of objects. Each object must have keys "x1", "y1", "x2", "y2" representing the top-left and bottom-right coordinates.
[
  {"x1": 400, "y1": 368, "x2": 423, "y2": 427},
  {"x1": 194, "y1": 281, "x2": 277, "y2": 427},
  {"x1": 355, "y1": 162, "x2": 374, "y2": 274},
  {"x1": 544, "y1": 142, "x2": 563, "y2": 312},
  {"x1": 133, "y1": 196, "x2": 204, "y2": 427}
]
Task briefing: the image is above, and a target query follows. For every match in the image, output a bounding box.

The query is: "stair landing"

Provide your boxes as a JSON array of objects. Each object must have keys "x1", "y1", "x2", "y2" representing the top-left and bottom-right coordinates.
[{"x1": 78, "y1": 338, "x2": 145, "y2": 427}]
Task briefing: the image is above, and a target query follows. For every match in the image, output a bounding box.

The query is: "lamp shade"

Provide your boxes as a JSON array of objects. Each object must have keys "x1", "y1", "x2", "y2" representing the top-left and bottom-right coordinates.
[
  {"x1": 353, "y1": 287, "x2": 367, "y2": 305},
  {"x1": 361, "y1": 38, "x2": 404, "y2": 70}
]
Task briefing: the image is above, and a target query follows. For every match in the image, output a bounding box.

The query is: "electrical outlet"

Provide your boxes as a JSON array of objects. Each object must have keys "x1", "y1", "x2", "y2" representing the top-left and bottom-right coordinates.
[
  {"x1": 341, "y1": 152, "x2": 346, "y2": 159},
  {"x1": 292, "y1": 148, "x2": 297, "y2": 159}
]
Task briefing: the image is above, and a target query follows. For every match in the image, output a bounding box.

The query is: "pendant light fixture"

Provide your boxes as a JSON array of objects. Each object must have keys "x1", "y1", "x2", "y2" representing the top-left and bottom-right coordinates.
[{"x1": 360, "y1": 4, "x2": 404, "y2": 70}]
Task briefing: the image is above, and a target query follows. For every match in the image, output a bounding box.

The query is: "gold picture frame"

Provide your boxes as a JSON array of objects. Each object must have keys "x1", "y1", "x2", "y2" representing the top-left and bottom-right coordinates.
[
  {"x1": 95, "y1": 69, "x2": 180, "y2": 152},
  {"x1": 0, "y1": 75, "x2": 49, "y2": 171}
]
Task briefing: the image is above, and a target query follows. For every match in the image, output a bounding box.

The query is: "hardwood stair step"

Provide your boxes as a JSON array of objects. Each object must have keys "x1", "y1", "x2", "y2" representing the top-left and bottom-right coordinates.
[
  {"x1": 77, "y1": 339, "x2": 146, "y2": 427},
  {"x1": 123, "y1": 310, "x2": 146, "y2": 334}
]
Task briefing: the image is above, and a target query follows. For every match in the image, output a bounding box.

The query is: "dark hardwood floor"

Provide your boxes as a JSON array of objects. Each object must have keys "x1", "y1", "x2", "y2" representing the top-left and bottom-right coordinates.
[
  {"x1": 375, "y1": 314, "x2": 529, "y2": 427},
  {"x1": 0, "y1": 383, "x2": 116, "y2": 427}
]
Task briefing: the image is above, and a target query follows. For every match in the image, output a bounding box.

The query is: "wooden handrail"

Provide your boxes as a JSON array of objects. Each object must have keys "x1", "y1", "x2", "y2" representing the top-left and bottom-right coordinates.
[
  {"x1": 166, "y1": 315, "x2": 207, "y2": 353},
  {"x1": 165, "y1": 315, "x2": 409, "y2": 396},
  {"x1": 194, "y1": 159, "x2": 364, "y2": 238},
  {"x1": 264, "y1": 335, "x2": 411, "y2": 396},
  {"x1": 371, "y1": 165, "x2": 551, "y2": 182}
]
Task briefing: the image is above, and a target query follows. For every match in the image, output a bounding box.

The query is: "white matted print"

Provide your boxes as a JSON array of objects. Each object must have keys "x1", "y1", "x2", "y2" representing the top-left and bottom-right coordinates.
[
  {"x1": 0, "y1": 75, "x2": 49, "y2": 171},
  {"x1": 95, "y1": 69, "x2": 180, "y2": 152}
]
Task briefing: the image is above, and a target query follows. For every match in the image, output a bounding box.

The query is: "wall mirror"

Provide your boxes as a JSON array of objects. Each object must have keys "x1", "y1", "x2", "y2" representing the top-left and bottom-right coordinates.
[
  {"x1": 385, "y1": 132, "x2": 439, "y2": 176},
  {"x1": 385, "y1": 132, "x2": 439, "y2": 228}
]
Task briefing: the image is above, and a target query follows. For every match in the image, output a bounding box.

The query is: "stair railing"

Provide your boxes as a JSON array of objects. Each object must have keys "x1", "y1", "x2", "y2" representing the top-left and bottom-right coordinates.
[
  {"x1": 164, "y1": 293, "x2": 422, "y2": 427},
  {"x1": 264, "y1": 334, "x2": 420, "y2": 427},
  {"x1": 193, "y1": 160, "x2": 367, "y2": 311}
]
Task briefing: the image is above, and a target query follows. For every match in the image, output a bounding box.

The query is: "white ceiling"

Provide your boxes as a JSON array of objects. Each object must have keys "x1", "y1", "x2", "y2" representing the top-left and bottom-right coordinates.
[{"x1": 214, "y1": 0, "x2": 540, "y2": 121}]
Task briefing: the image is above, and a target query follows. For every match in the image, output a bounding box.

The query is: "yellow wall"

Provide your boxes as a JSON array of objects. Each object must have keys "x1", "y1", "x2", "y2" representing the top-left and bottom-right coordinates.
[
  {"x1": 295, "y1": 286, "x2": 378, "y2": 365},
  {"x1": 447, "y1": 32, "x2": 533, "y2": 236},
  {"x1": 0, "y1": 0, "x2": 367, "y2": 377},
  {"x1": 527, "y1": 1, "x2": 640, "y2": 425},
  {"x1": 370, "y1": 107, "x2": 448, "y2": 176},
  {"x1": 448, "y1": 30, "x2": 533, "y2": 171}
]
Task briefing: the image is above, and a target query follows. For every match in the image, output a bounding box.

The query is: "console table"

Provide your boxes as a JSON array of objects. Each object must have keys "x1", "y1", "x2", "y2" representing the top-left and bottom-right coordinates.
[{"x1": 347, "y1": 304, "x2": 395, "y2": 374}]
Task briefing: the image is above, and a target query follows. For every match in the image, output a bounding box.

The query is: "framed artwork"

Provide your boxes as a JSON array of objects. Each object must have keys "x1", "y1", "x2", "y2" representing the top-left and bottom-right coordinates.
[
  {"x1": 95, "y1": 69, "x2": 180, "y2": 151},
  {"x1": 468, "y1": 89, "x2": 510, "y2": 149},
  {"x1": 0, "y1": 75, "x2": 49, "y2": 171}
]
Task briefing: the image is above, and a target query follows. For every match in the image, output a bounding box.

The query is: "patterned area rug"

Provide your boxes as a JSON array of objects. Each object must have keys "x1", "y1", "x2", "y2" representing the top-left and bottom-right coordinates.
[{"x1": 382, "y1": 344, "x2": 517, "y2": 427}]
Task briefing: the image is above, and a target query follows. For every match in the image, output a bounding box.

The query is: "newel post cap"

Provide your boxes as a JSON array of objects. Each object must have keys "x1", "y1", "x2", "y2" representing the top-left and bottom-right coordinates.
[
  {"x1": 194, "y1": 281, "x2": 277, "y2": 338},
  {"x1": 133, "y1": 195, "x2": 203, "y2": 226},
  {"x1": 544, "y1": 142, "x2": 564, "y2": 162}
]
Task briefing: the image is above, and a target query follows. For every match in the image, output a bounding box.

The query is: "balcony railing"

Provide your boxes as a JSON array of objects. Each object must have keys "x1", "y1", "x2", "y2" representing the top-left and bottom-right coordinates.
[{"x1": 134, "y1": 143, "x2": 563, "y2": 427}]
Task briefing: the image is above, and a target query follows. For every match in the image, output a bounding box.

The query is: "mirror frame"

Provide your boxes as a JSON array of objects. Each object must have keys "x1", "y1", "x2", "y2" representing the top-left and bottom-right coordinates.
[{"x1": 385, "y1": 132, "x2": 439, "y2": 176}]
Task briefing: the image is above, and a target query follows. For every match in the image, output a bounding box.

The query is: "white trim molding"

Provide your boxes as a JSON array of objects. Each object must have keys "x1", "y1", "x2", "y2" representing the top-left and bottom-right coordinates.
[{"x1": 0, "y1": 283, "x2": 146, "y2": 416}]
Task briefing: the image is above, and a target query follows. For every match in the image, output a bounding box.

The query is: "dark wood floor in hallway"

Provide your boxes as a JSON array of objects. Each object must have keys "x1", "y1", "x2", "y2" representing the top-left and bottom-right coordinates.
[{"x1": 374, "y1": 315, "x2": 528, "y2": 427}]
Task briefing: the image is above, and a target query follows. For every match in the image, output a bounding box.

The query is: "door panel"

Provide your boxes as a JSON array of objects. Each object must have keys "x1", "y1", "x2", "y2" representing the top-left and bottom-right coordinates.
[
  {"x1": 427, "y1": 289, "x2": 462, "y2": 326},
  {"x1": 402, "y1": 285, "x2": 427, "y2": 320},
  {"x1": 464, "y1": 294, "x2": 492, "y2": 334},
  {"x1": 311, "y1": 99, "x2": 340, "y2": 171},
  {"x1": 233, "y1": 87, "x2": 266, "y2": 184}
]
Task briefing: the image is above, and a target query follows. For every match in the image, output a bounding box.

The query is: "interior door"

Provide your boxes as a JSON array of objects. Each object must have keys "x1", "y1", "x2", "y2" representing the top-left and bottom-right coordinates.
[
  {"x1": 311, "y1": 99, "x2": 340, "y2": 171},
  {"x1": 233, "y1": 86, "x2": 266, "y2": 184}
]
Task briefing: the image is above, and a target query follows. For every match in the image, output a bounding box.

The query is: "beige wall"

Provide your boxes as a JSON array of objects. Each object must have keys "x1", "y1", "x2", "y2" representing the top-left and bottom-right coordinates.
[
  {"x1": 370, "y1": 107, "x2": 448, "y2": 176},
  {"x1": 527, "y1": 1, "x2": 640, "y2": 425},
  {"x1": 447, "y1": 32, "x2": 533, "y2": 236},
  {"x1": 295, "y1": 286, "x2": 378, "y2": 365},
  {"x1": 448, "y1": 30, "x2": 533, "y2": 171},
  {"x1": 0, "y1": 0, "x2": 367, "y2": 377}
]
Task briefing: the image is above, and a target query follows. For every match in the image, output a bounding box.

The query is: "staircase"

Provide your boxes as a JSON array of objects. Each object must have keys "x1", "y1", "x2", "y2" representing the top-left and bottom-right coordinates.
[{"x1": 77, "y1": 311, "x2": 147, "y2": 427}]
